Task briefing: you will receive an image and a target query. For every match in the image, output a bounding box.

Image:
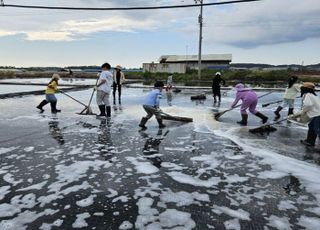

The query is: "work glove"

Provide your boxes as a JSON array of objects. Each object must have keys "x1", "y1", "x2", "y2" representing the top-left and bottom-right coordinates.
[
  {"x1": 287, "y1": 114, "x2": 295, "y2": 120},
  {"x1": 287, "y1": 113, "x2": 300, "y2": 120}
]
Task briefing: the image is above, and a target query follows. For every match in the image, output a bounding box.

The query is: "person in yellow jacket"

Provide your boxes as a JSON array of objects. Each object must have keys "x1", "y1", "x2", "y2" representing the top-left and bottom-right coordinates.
[
  {"x1": 112, "y1": 64, "x2": 125, "y2": 107},
  {"x1": 36, "y1": 73, "x2": 61, "y2": 113}
]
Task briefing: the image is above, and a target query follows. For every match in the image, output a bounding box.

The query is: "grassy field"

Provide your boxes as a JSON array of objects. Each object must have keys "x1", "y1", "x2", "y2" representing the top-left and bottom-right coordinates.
[{"x1": 1, "y1": 69, "x2": 319, "y2": 87}]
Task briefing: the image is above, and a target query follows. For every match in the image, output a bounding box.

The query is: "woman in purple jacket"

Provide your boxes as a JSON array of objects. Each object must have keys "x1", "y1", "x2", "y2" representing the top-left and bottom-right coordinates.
[{"x1": 231, "y1": 83, "x2": 268, "y2": 126}]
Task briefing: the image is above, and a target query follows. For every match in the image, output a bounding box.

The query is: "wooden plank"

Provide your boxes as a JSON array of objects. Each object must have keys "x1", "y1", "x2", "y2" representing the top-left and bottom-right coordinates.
[{"x1": 161, "y1": 114, "x2": 193, "y2": 122}]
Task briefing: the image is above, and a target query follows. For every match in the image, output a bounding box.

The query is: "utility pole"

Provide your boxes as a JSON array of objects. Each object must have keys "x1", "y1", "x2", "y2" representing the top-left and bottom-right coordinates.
[
  {"x1": 185, "y1": 45, "x2": 188, "y2": 73},
  {"x1": 195, "y1": 0, "x2": 203, "y2": 80}
]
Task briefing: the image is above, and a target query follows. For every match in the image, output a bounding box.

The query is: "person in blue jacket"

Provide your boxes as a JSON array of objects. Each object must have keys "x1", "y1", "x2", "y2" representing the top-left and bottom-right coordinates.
[{"x1": 139, "y1": 81, "x2": 166, "y2": 129}]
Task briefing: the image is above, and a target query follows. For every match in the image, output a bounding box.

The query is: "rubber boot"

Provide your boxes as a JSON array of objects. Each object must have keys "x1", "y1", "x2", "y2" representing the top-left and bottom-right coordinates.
[
  {"x1": 301, "y1": 129, "x2": 317, "y2": 147},
  {"x1": 98, "y1": 105, "x2": 106, "y2": 116},
  {"x1": 50, "y1": 101, "x2": 61, "y2": 114},
  {"x1": 113, "y1": 98, "x2": 116, "y2": 106},
  {"x1": 36, "y1": 100, "x2": 49, "y2": 113},
  {"x1": 255, "y1": 112, "x2": 268, "y2": 124},
  {"x1": 139, "y1": 117, "x2": 148, "y2": 129},
  {"x1": 119, "y1": 98, "x2": 121, "y2": 105},
  {"x1": 237, "y1": 114, "x2": 248, "y2": 126},
  {"x1": 106, "y1": 106, "x2": 111, "y2": 117},
  {"x1": 288, "y1": 108, "x2": 294, "y2": 116},
  {"x1": 156, "y1": 118, "x2": 166, "y2": 128},
  {"x1": 274, "y1": 106, "x2": 283, "y2": 121}
]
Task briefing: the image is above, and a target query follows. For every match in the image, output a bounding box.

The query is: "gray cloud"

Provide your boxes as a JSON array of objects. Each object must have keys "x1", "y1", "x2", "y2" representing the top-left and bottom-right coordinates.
[{"x1": 1, "y1": 0, "x2": 319, "y2": 47}]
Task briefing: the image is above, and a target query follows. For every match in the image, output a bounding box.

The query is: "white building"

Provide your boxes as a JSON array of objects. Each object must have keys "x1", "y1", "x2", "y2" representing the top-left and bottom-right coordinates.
[{"x1": 143, "y1": 54, "x2": 232, "y2": 74}]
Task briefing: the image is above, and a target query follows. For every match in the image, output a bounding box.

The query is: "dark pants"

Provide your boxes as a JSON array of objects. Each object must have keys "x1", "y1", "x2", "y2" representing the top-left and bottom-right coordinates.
[
  {"x1": 212, "y1": 88, "x2": 221, "y2": 102},
  {"x1": 113, "y1": 83, "x2": 122, "y2": 102},
  {"x1": 309, "y1": 116, "x2": 320, "y2": 135}
]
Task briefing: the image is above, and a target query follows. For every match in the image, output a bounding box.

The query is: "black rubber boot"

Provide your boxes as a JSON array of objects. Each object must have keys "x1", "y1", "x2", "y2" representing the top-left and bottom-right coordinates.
[
  {"x1": 274, "y1": 106, "x2": 283, "y2": 121},
  {"x1": 255, "y1": 112, "x2": 268, "y2": 124},
  {"x1": 113, "y1": 98, "x2": 116, "y2": 105},
  {"x1": 119, "y1": 98, "x2": 121, "y2": 105},
  {"x1": 50, "y1": 101, "x2": 61, "y2": 113},
  {"x1": 98, "y1": 105, "x2": 106, "y2": 116},
  {"x1": 300, "y1": 129, "x2": 317, "y2": 147},
  {"x1": 37, "y1": 100, "x2": 49, "y2": 113},
  {"x1": 139, "y1": 117, "x2": 148, "y2": 129},
  {"x1": 106, "y1": 106, "x2": 111, "y2": 117},
  {"x1": 237, "y1": 114, "x2": 248, "y2": 126},
  {"x1": 156, "y1": 118, "x2": 166, "y2": 128},
  {"x1": 288, "y1": 108, "x2": 294, "y2": 116}
]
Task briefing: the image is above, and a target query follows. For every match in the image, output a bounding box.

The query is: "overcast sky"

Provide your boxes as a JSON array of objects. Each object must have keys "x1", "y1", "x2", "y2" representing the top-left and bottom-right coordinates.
[{"x1": 0, "y1": 0, "x2": 319, "y2": 68}]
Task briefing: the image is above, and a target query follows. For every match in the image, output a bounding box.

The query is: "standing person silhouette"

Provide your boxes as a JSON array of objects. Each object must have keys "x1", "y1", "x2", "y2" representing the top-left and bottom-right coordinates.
[
  {"x1": 112, "y1": 64, "x2": 125, "y2": 109},
  {"x1": 95, "y1": 63, "x2": 113, "y2": 118},
  {"x1": 212, "y1": 72, "x2": 225, "y2": 103}
]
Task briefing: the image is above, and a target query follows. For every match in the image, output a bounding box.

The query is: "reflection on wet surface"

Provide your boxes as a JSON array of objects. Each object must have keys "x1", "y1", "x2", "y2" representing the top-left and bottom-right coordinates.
[{"x1": 0, "y1": 87, "x2": 319, "y2": 229}]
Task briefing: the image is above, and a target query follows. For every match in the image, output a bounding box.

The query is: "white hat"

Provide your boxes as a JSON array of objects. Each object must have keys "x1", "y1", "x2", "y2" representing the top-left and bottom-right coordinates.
[
  {"x1": 215, "y1": 72, "x2": 221, "y2": 76},
  {"x1": 52, "y1": 73, "x2": 60, "y2": 80},
  {"x1": 115, "y1": 64, "x2": 122, "y2": 70}
]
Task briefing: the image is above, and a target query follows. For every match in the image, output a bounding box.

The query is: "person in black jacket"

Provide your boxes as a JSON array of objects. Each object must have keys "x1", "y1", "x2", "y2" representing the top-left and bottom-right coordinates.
[{"x1": 212, "y1": 72, "x2": 225, "y2": 103}]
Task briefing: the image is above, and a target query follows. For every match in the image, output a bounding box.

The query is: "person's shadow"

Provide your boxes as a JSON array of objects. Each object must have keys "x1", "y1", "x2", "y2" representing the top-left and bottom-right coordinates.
[
  {"x1": 48, "y1": 121, "x2": 65, "y2": 145},
  {"x1": 139, "y1": 129, "x2": 169, "y2": 168}
]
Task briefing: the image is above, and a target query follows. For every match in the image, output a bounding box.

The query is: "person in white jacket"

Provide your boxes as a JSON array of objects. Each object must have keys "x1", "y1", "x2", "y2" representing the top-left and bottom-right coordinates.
[
  {"x1": 274, "y1": 76, "x2": 301, "y2": 121},
  {"x1": 288, "y1": 82, "x2": 320, "y2": 147}
]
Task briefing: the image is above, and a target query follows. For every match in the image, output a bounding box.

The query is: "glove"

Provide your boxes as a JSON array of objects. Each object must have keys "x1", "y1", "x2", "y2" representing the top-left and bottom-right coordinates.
[
  {"x1": 287, "y1": 113, "x2": 300, "y2": 120},
  {"x1": 287, "y1": 114, "x2": 295, "y2": 119},
  {"x1": 93, "y1": 86, "x2": 98, "y2": 91}
]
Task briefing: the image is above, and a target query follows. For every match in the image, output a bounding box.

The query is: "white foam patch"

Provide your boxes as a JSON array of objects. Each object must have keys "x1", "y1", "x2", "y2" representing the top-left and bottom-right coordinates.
[
  {"x1": 48, "y1": 160, "x2": 111, "y2": 193},
  {"x1": 119, "y1": 221, "x2": 133, "y2": 230},
  {"x1": 0, "y1": 209, "x2": 58, "y2": 230},
  {"x1": 3, "y1": 173, "x2": 23, "y2": 186},
  {"x1": 0, "y1": 147, "x2": 18, "y2": 155},
  {"x1": 191, "y1": 154, "x2": 221, "y2": 169},
  {"x1": 214, "y1": 129, "x2": 320, "y2": 205},
  {"x1": 212, "y1": 205, "x2": 251, "y2": 221},
  {"x1": 126, "y1": 157, "x2": 159, "y2": 174},
  {"x1": 158, "y1": 209, "x2": 196, "y2": 229},
  {"x1": 167, "y1": 171, "x2": 220, "y2": 188},
  {"x1": 224, "y1": 218, "x2": 241, "y2": 230},
  {"x1": 17, "y1": 181, "x2": 47, "y2": 191},
  {"x1": 160, "y1": 191, "x2": 210, "y2": 206},
  {"x1": 266, "y1": 215, "x2": 292, "y2": 230},
  {"x1": 76, "y1": 194, "x2": 96, "y2": 207},
  {"x1": 39, "y1": 219, "x2": 63, "y2": 230},
  {"x1": 135, "y1": 196, "x2": 196, "y2": 230},
  {"x1": 72, "y1": 212, "x2": 90, "y2": 228},
  {"x1": 23, "y1": 147, "x2": 34, "y2": 152},
  {"x1": 277, "y1": 200, "x2": 298, "y2": 211},
  {"x1": 297, "y1": 216, "x2": 320, "y2": 230},
  {"x1": 0, "y1": 186, "x2": 11, "y2": 200}
]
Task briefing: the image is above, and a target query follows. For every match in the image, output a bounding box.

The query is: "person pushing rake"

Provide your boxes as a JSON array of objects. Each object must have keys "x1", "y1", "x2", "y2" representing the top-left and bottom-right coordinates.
[
  {"x1": 273, "y1": 76, "x2": 301, "y2": 121},
  {"x1": 287, "y1": 82, "x2": 320, "y2": 147},
  {"x1": 230, "y1": 83, "x2": 268, "y2": 126}
]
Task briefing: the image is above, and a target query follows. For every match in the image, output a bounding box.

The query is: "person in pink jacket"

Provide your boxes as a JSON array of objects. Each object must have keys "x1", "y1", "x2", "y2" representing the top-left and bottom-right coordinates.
[{"x1": 231, "y1": 83, "x2": 268, "y2": 126}]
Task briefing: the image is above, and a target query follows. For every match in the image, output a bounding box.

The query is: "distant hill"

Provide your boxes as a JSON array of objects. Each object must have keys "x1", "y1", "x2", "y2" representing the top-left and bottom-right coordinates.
[{"x1": 231, "y1": 63, "x2": 320, "y2": 70}]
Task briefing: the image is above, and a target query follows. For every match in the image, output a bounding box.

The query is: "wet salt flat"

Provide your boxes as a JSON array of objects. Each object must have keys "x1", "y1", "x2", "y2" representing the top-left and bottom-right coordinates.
[
  {"x1": 0, "y1": 85, "x2": 54, "y2": 95},
  {"x1": 0, "y1": 78, "x2": 97, "y2": 86},
  {"x1": 0, "y1": 87, "x2": 320, "y2": 230}
]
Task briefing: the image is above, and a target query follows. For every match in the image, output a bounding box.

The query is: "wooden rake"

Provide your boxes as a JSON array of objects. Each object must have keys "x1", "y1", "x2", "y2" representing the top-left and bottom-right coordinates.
[
  {"x1": 214, "y1": 91, "x2": 275, "y2": 120},
  {"x1": 78, "y1": 78, "x2": 99, "y2": 115}
]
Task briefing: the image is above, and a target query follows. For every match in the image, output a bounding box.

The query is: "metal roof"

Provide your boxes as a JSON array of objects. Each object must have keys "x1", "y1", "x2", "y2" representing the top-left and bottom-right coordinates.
[{"x1": 159, "y1": 54, "x2": 232, "y2": 62}]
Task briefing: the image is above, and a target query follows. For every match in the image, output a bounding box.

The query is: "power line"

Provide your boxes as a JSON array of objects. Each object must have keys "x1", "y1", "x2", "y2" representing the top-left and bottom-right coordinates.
[{"x1": 1, "y1": 0, "x2": 261, "y2": 11}]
